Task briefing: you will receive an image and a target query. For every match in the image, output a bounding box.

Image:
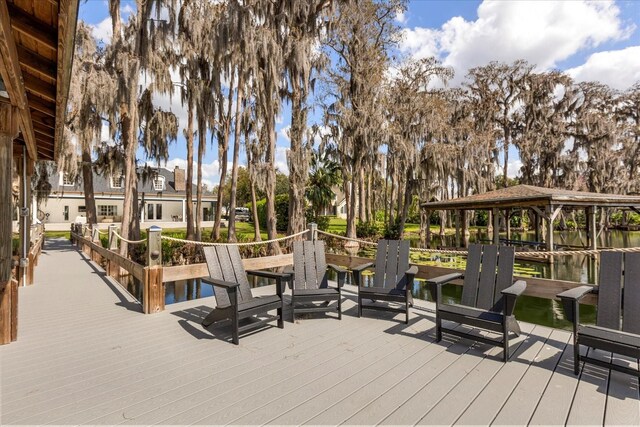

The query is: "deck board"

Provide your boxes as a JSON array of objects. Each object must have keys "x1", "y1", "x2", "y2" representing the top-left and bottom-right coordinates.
[{"x1": 0, "y1": 239, "x2": 638, "y2": 426}]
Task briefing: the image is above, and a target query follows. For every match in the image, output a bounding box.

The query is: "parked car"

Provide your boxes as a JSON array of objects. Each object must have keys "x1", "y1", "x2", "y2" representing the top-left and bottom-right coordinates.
[{"x1": 234, "y1": 207, "x2": 250, "y2": 222}]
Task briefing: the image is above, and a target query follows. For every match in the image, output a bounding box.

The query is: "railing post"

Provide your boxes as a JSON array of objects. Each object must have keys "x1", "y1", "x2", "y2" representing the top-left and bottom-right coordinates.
[
  {"x1": 107, "y1": 225, "x2": 119, "y2": 278},
  {"x1": 308, "y1": 223, "x2": 317, "y2": 241},
  {"x1": 143, "y1": 226, "x2": 164, "y2": 314},
  {"x1": 108, "y1": 225, "x2": 118, "y2": 251}
]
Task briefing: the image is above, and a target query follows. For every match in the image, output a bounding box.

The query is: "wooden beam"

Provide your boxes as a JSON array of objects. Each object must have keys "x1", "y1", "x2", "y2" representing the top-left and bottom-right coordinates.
[
  {"x1": 33, "y1": 121, "x2": 53, "y2": 139},
  {"x1": 30, "y1": 109, "x2": 55, "y2": 129},
  {"x1": 6, "y1": 2, "x2": 57, "y2": 51},
  {"x1": 22, "y1": 72, "x2": 56, "y2": 102},
  {"x1": 26, "y1": 93, "x2": 55, "y2": 117},
  {"x1": 54, "y1": 0, "x2": 80, "y2": 161},
  {"x1": 0, "y1": 0, "x2": 37, "y2": 160},
  {"x1": 16, "y1": 45, "x2": 57, "y2": 79}
]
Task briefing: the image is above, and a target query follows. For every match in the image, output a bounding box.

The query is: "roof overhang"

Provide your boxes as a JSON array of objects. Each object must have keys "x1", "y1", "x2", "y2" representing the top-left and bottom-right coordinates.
[{"x1": 0, "y1": 0, "x2": 79, "y2": 161}]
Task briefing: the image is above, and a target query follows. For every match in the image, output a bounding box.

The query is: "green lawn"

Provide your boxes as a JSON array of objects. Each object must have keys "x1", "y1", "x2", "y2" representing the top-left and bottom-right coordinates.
[{"x1": 324, "y1": 217, "x2": 470, "y2": 237}]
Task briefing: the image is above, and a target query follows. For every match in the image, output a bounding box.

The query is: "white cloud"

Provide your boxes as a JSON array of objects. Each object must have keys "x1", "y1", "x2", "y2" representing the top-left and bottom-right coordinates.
[
  {"x1": 91, "y1": 17, "x2": 112, "y2": 43},
  {"x1": 566, "y1": 46, "x2": 640, "y2": 90},
  {"x1": 507, "y1": 159, "x2": 523, "y2": 178},
  {"x1": 401, "y1": 0, "x2": 633, "y2": 84},
  {"x1": 395, "y1": 10, "x2": 407, "y2": 25},
  {"x1": 275, "y1": 146, "x2": 289, "y2": 174}
]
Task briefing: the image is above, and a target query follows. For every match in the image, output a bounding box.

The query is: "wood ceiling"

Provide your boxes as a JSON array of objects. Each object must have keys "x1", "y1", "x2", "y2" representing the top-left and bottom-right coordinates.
[{"x1": 1, "y1": 0, "x2": 78, "y2": 161}]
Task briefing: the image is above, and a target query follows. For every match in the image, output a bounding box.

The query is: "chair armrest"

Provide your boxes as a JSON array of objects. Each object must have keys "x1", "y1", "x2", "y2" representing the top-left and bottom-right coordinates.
[
  {"x1": 351, "y1": 262, "x2": 374, "y2": 273},
  {"x1": 557, "y1": 285, "x2": 594, "y2": 301},
  {"x1": 428, "y1": 272, "x2": 464, "y2": 286},
  {"x1": 502, "y1": 280, "x2": 527, "y2": 297},
  {"x1": 352, "y1": 262, "x2": 375, "y2": 287},
  {"x1": 427, "y1": 272, "x2": 463, "y2": 306},
  {"x1": 201, "y1": 277, "x2": 240, "y2": 289},
  {"x1": 246, "y1": 270, "x2": 292, "y2": 296},
  {"x1": 328, "y1": 264, "x2": 348, "y2": 288},
  {"x1": 557, "y1": 286, "x2": 593, "y2": 328},
  {"x1": 406, "y1": 265, "x2": 419, "y2": 277}
]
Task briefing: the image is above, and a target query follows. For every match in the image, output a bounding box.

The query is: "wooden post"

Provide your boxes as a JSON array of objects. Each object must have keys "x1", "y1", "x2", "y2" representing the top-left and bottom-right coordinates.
[
  {"x1": 108, "y1": 225, "x2": 118, "y2": 250},
  {"x1": 454, "y1": 210, "x2": 461, "y2": 248},
  {"x1": 425, "y1": 210, "x2": 432, "y2": 249},
  {"x1": 588, "y1": 206, "x2": 597, "y2": 251},
  {"x1": 308, "y1": 223, "x2": 317, "y2": 241},
  {"x1": 143, "y1": 226, "x2": 164, "y2": 314},
  {"x1": 0, "y1": 103, "x2": 19, "y2": 345},
  {"x1": 492, "y1": 208, "x2": 500, "y2": 245},
  {"x1": 505, "y1": 208, "x2": 511, "y2": 242}
]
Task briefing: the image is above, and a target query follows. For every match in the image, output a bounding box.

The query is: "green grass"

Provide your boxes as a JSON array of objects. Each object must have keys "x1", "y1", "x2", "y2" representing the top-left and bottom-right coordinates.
[
  {"x1": 325, "y1": 217, "x2": 477, "y2": 237},
  {"x1": 45, "y1": 231, "x2": 71, "y2": 239},
  {"x1": 161, "y1": 221, "x2": 276, "y2": 241}
]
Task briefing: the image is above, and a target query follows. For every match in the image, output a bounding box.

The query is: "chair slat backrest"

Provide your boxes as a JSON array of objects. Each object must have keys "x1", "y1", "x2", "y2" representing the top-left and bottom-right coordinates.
[
  {"x1": 597, "y1": 251, "x2": 623, "y2": 330},
  {"x1": 292, "y1": 240, "x2": 329, "y2": 290},
  {"x1": 373, "y1": 240, "x2": 411, "y2": 290},
  {"x1": 623, "y1": 252, "x2": 640, "y2": 334},
  {"x1": 461, "y1": 244, "x2": 515, "y2": 311},
  {"x1": 203, "y1": 246, "x2": 253, "y2": 307},
  {"x1": 598, "y1": 251, "x2": 640, "y2": 333}
]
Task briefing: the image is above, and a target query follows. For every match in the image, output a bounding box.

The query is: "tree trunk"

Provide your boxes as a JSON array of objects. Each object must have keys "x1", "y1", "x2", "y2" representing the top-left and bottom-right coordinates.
[
  {"x1": 195, "y1": 113, "x2": 206, "y2": 241},
  {"x1": 287, "y1": 80, "x2": 308, "y2": 239},
  {"x1": 213, "y1": 75, "x2": 235, "y2": 240},
  {"x1": 81, "y1": 145, "x2": 97, "y2": 225},
  {"x1": 265, "y1": 117, "x2": 281, "y2": 254},
  {"x1": 346, "y1": 159, "x2": 360, "y2": 239},
  {"x1": 358, "y1": 168, "x2": 366, "y2": 222},
  {"x1": 228, "y1": 75, "x2": 245, "y2": 243},
  {"x1": 185, "y1": 98, "x2": 195, "y2": 241},
  {"x1": 119, "y1": 98, "x2": 140, "y2": 257},
  {"x1": 246, "y1": 131, "x2": 261, "y2": 242}
]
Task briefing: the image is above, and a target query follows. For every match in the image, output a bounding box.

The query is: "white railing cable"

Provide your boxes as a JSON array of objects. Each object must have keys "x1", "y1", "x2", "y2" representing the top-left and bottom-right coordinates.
[{"x1": 112, "y1": 230, "x2": 146, "y2": 245}]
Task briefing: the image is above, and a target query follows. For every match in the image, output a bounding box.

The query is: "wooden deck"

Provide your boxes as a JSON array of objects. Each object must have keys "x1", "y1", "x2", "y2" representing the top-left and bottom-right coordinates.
[{"x1": 1, "y1": 239, "x2": 639, "y2": 425}]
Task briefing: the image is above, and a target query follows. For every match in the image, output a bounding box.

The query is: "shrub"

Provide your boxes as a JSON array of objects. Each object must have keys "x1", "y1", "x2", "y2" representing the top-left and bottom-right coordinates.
[
  {"x1": 305, "y1": 208, "x2": 331, "y2": 231},
  {"x1": 383, "y1": 220, "x2": 401, "y2": 240},
  {"x1": 356, "y1": 221, "x2": 379, "y2": 239},
  {"x1": 256, "y1": 194, "x2": 290, "y2": 232}
]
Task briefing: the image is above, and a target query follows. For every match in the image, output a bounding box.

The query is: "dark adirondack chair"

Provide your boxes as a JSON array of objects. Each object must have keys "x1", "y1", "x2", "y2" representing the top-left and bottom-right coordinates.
[
  {"x1": 428, "y1": 244, "x2": 527, "y2": 362},
  {"x1": 352, "y1": 240, "x2": 418, "y2": 324},
  {"x1": 558, "y1": 251, "x2": 640, "y2": 376},
  {"x1": 289, "y1": 240, "x2": 348, "y2": 321},
  {"x1": 201, "y1": 245, "x2": 291, "y2": 345}
]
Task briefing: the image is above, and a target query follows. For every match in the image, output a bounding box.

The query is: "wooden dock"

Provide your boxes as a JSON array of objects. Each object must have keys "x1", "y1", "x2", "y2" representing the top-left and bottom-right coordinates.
[{"x1": 1, "y1": 239, "x2": 638, "y2": 425}]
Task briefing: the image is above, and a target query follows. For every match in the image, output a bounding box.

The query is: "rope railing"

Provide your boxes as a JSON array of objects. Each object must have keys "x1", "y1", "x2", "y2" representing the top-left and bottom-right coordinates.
[
  {"x1": 160, "y1": 229, "x2": 310, "y2": 246},
  {"x1": 315, "y1": 230, "x2": 640, "y2": 257},
  {"x1": 112, "y1": 230, "x2": 146, "y2": 245}
]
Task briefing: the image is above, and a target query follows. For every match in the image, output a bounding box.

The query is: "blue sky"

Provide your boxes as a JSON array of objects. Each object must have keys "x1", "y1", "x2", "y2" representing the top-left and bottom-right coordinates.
[{"x1": 79, "y1": 0, "x2": 640, "y2": 187}]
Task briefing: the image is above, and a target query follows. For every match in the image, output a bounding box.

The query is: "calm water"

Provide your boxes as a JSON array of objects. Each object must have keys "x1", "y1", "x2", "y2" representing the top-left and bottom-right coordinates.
[{"x1": 119, "y1": 230, "x2": 639, "y2": 330}]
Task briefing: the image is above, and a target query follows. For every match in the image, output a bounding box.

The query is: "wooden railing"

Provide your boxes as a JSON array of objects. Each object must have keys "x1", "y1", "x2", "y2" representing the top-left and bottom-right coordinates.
[
  {"x1": 70, "y1": 222, "x2": 599, "y2": 316},
  {"x1": 325, "y1": 253, "x2": 597, "y2": 305}
]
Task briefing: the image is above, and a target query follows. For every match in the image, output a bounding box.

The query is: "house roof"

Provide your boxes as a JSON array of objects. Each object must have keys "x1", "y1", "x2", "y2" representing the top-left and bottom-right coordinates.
[
  {"x1": 50, "y1": 167, "x2": 216, "y2": 199},
  {"x1": 421, "y1": 184, "x2": 640, "y2": 210},
  {"x1": 2, "y1": 0, "x2": 79, "y2": 161}
]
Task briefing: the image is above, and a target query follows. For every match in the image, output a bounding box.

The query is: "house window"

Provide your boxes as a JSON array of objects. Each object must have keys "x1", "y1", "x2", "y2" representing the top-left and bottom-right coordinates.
[
  {"x1": 110, "y1": 174, "x2": 124, "y2": 189},
  {"x1": 78, "y1": 206, "x2": 86, "y2": 213},
  {"x1": 98, "y1": 205, "x2": 117, "y2": 217},
  {"x1": 156, "y1": 203, "x2": 162, "y2": 220},
  {"x1": 61, "y1": 173, "x2": 74, "y2": 186},
  {"x1": 153, "y1": 176, "x2": 165, "y2": 191},
  {"x1": 147, "y1": 204, "x2": 154, "y2": 220},
  {"x1": 63, "y1": 206, "x2": 69, "y2": 221}
]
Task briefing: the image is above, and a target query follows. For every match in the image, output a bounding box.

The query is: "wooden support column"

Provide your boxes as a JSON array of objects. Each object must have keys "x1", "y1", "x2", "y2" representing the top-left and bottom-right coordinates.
[
  {"x1": 545, "y1": 205, "x2": 555, "y2": 253},
  {"x1": 505, "y1": 208, "x2": 511, "y2": 242},
  {"x1": 492, "y1": 208, "x2": 500, "y2": 245},
  {"x1": 588, "y1": 206, "x2": 597, "y2": 251},
  {"x1": 0, "y1": 103, "x2": 19, "y2": 344},
  {"x1": 143, "y1": 226, "x2": 164, "y2": 314},
  {"x1": 454, "y1": 209, "x2": 461, "y2": 248},
  {"x1": 460, "y1": 210, "x2": 468, "y2": 248},
  {"x1": 425, "y1": 210, "x2": 432, "y2": 249},
  {"x1": 308, "y1": 222, "x2": 317, "y2": 241}
]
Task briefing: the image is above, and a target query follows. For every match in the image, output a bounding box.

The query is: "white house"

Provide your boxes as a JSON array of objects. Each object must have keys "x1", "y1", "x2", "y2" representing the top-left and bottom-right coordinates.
[{"x1": 39, "y1": 166, "x2": 217, "y2": 225}]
